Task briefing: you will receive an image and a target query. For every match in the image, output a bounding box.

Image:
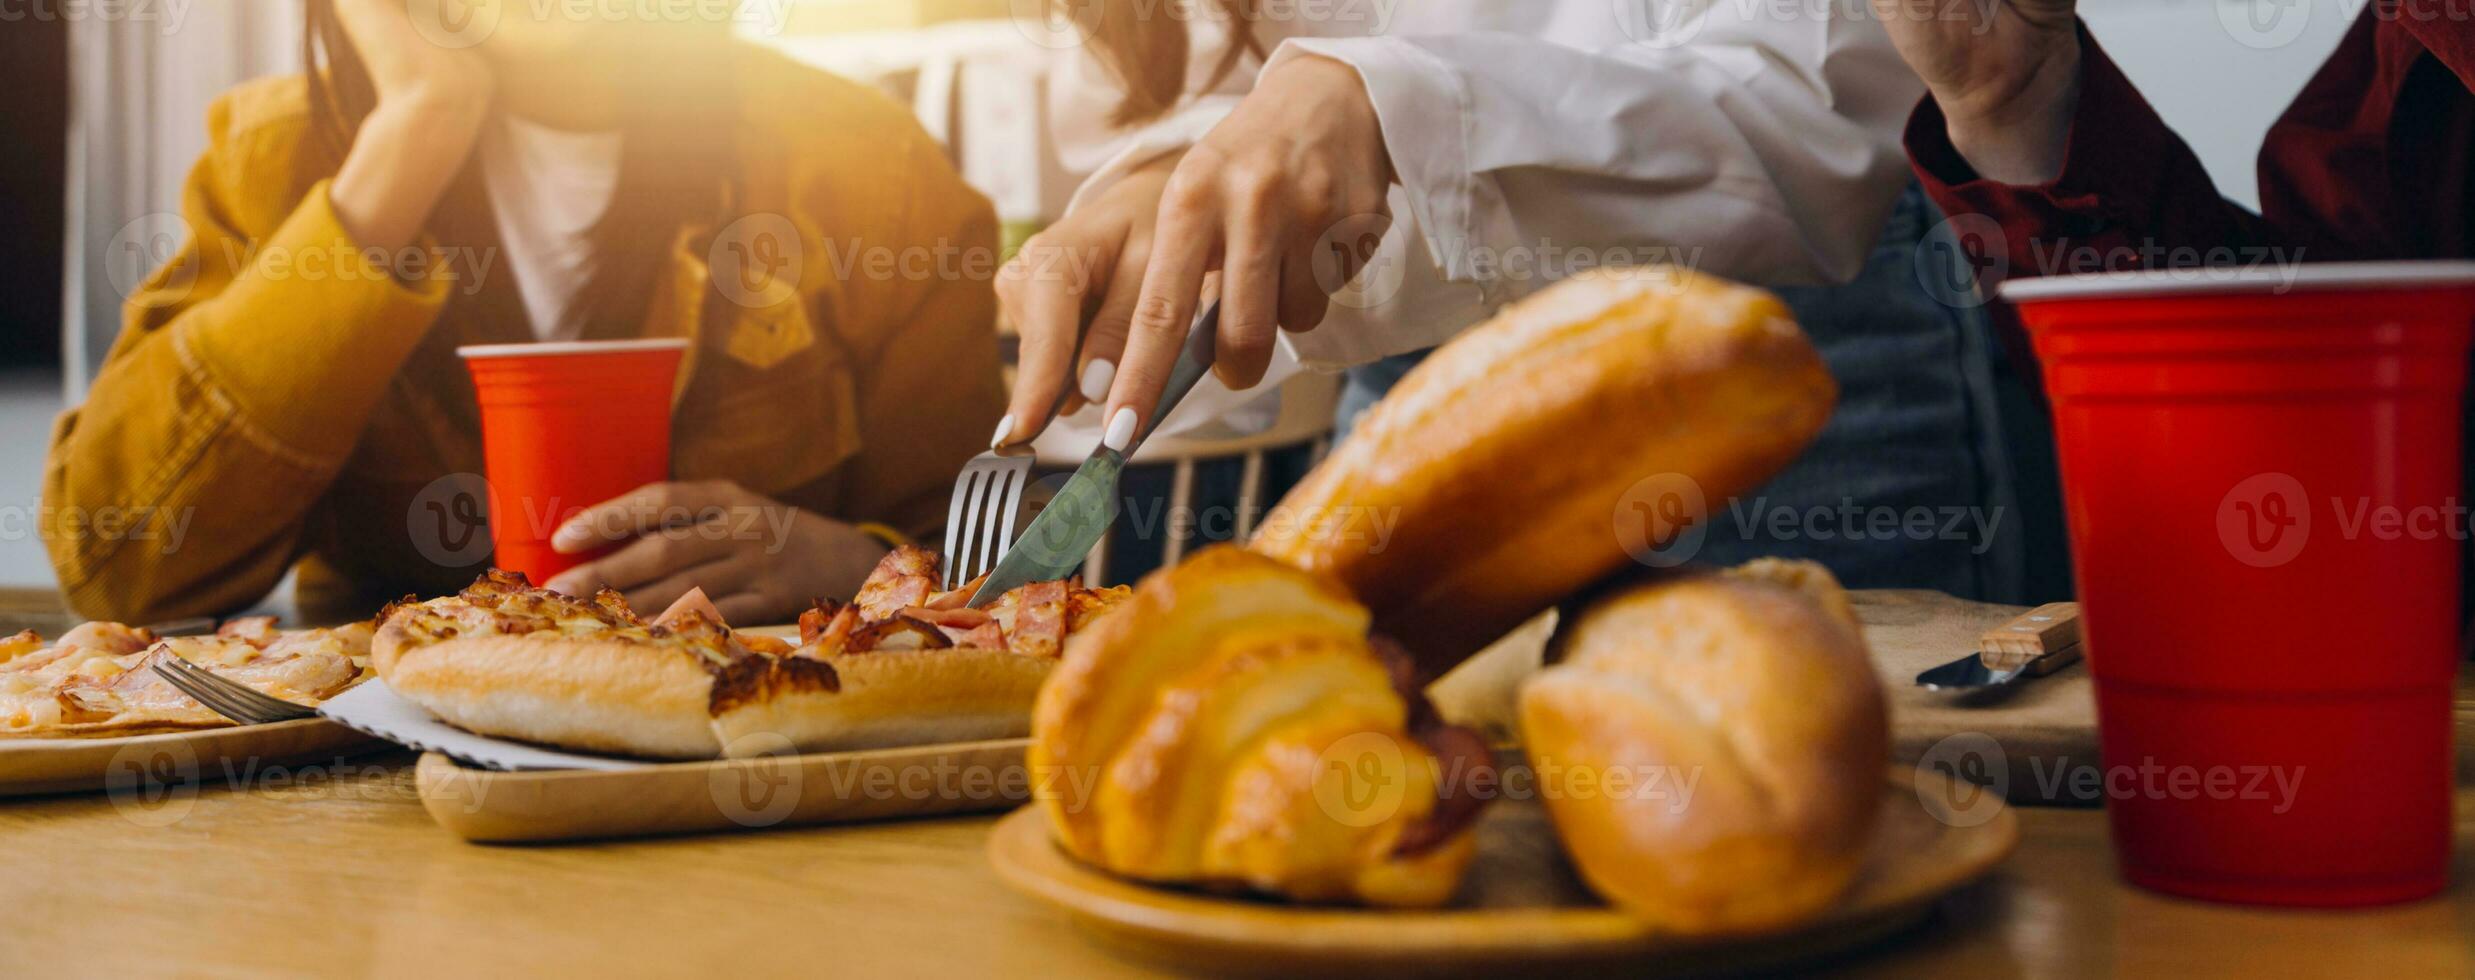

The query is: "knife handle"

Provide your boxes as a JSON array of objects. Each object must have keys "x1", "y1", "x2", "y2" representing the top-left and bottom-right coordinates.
[
  {"x1": 1129, "y1": 302, "x2": 1221, "y2": 456},
  {"x1": 1980, "y1": 602, "x2": 2081, "y2": 672},
  {"x1": 2022, "y1": 642, "x2": 2083, "y2": 677}
]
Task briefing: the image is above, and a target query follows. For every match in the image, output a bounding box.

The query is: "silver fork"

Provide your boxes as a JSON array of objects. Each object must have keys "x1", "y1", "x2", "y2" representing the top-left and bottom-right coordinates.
[
  {"x1": 149, "y1": 654, "x2": 318, "y2": 725},
  {"x1": 940, "y1": 444, "x2": 1035, "y2": 590}
]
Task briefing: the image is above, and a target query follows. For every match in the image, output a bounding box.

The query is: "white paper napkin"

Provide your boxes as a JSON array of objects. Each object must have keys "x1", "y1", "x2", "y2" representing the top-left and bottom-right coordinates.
[{"x1": 319, "y1": 680, "x2": 650, "y2": 772}]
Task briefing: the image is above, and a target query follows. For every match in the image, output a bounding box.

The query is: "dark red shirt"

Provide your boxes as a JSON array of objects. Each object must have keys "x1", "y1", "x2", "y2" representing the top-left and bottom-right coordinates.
[
  {"x1": 1909, "y1": 3, "x2": 2475, "y2": 278},
  {"x1": 1907, "y1": 3, "x2": 2475, "y2": 630}
]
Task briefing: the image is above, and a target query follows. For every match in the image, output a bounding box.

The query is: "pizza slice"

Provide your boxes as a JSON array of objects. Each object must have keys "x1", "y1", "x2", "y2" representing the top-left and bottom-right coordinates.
[
  {"x1": 0, "y1": 618, "x2": 372, "y2": 738},
  {"x1": 371, "y1": 549, "x2": 1131, "y2": 761}
]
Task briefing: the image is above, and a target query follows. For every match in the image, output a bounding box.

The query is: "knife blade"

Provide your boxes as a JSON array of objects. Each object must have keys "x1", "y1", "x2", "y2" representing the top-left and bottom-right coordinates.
[
  {"x1": 1915, "y1": 602, "x2": 2083, "y2": 690},
  {"x1": 965, "y1": 449, "x2": 1126, "y2": 606},
  {"x1": 966, "y1": 302, "x2": 1222, "y2": 607}
]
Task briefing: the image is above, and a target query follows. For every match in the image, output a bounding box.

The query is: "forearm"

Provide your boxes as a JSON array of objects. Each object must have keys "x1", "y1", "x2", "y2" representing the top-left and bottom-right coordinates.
[
  {"x1": 50, "y1": 192, "x2": 458, "y2": 619},
  {"x1": 43, "y1": 337, "x2": 327, "y2": 622},
  {"x1": 173, "y1": 183, "x2": 458, "y2": 458},
  {"x1": 330, "y1": 93, "x2": 490, "y2": 252},
  {"x1": 1270, "y1": 28, "x2": 1922, "y2": 290}
]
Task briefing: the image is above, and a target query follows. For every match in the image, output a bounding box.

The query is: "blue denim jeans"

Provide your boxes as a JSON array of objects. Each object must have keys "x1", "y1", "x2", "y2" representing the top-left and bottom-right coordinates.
[{"x1": 1336, "y1": 184, "x2": 2046, "y2": 603}]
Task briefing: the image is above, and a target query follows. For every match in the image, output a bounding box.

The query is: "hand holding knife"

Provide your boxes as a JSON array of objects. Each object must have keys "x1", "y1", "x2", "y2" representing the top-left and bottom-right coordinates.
[{"x1": 965, "y1": 303, "x2": 1223, "y2": 607}]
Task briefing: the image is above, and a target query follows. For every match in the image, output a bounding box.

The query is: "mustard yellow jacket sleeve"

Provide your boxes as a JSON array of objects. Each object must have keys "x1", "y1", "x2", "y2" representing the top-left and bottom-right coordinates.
[{"x1": 44, "y1": 98, "x2": 455, "y2": 622}]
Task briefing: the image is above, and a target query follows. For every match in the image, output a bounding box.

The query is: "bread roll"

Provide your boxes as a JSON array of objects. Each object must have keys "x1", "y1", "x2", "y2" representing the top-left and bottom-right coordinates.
[
  {"x1": 1030, "y1": 547, "x2": 1487, "y2": 907},
  {"x1": 1251, "y1": 267, "x2": 1835, "y2": 676},
  {"x1": 1518, "y1": 559, "x2": 1886, "y2": 934}
]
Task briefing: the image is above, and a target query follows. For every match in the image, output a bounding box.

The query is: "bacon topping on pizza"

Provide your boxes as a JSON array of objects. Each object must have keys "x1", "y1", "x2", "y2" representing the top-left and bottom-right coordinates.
[
  {"x1": 797, "y1": 547, "x2": 1131, "y2": 658},
  {"x1": 379, "y1": 552, "x2": 1128, "y2": 719}
]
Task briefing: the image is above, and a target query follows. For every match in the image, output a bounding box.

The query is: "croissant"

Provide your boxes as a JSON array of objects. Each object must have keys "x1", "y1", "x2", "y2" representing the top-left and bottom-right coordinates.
[
  {"x1": 1252, "y1": 267, "x2": 1836, "y2": 677},
  {"x1": 1030, "y1": 547, "x2": 1490, "y2": 907},
  {"x1": 1520, "y1": 559, "x2": 1887, "y2": 934}
]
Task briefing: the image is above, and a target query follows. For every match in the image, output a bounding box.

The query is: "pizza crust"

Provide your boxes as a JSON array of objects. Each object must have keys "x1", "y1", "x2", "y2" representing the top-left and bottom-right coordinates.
[
  {"x1": 373, "y1": 627, "x2": 728, "y2": 760},
  {"x1": 712, "y1": 648, "x2": 1053, "y2": 757},
  {"x1": 0, "y1": 719, "x2": 228, "y2": 740},
  {"x1": 370, "y1": 558, "x2": 1130, "y2": 761},
  {"x1": 373, "y1": 621, "x2": 1058, "y2": 761}
]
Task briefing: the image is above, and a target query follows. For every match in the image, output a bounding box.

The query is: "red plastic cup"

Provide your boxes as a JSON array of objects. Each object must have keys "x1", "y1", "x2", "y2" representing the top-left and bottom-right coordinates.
[
  {"x1": 458, "y1": 339, "x2": 689, "y2": 584},
  {"x1": 2002, "y1": 262, "x2": 2475, "y2": 907}
]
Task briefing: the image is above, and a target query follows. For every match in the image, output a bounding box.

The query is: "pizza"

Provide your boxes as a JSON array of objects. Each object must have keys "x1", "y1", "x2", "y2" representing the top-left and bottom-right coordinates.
[
  {"x1": 372, "y1": 547, "x2": 1132, "y2": 760},
  {"x1": 0, "y1": 618, "x2": 372, "y2": 738}
]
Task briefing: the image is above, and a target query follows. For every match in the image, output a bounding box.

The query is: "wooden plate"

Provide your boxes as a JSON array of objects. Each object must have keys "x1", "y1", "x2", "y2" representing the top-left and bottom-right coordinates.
[
  {"x1": 987, "y1": 767, "x2": 2016, "y2": 977},
  {"x1": 0, "y1": 719, "x2": 384, "y2": 797},
  {"x1": 415, "y1": 738, "x2": 1033, "y2": 842}
]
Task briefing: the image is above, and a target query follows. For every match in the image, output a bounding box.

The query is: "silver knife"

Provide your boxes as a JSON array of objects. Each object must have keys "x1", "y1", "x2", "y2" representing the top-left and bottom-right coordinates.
[
  {"x1": 966, "y1": 302, "x2": 1222, "y2": 607},
  {"x1": 1916, "y1": 602, "x2": 2083, "y2": 690}
]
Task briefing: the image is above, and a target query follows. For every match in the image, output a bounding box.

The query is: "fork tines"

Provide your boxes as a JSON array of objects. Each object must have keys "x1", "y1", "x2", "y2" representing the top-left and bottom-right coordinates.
[
  {"x1": 149, "y1": 654, "x2": 318, "y2": 725},
  {"x1": 941, "y1": 450, "x2": 1033, "y2": 590}
]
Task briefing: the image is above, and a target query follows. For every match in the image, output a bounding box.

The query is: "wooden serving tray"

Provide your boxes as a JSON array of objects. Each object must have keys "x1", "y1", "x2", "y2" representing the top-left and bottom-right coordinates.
[
  {"x1": 414, "y1": 738, "x2": 1032, "y2": 842},
  {"x1": 0, "y1": 719, "x2": 385, "y2": 797},
  {"x1": 988, "y1": 767, "x2": 2016, "y2": 977}
]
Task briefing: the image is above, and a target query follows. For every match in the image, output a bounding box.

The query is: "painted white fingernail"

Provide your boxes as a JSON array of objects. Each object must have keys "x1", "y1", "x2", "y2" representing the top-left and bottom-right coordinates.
[
  {"x1": 550, "y1": 522, "x2": 589, "y2": 550},
  {"x1": 1102, "y1": 407, "x2": 1139, "y2": 453},
  {"x1": 990, "y1": 413, "x2": 1016, "y2": 449},
  {"x1": 1080, "y1": 360, "x2": 1116, "y2": 403}
]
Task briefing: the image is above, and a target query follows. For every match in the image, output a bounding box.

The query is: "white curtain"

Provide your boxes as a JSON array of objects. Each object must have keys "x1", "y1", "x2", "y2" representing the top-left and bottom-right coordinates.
[{"x1": 63, "y1": 4, "x2": 302, "y2": 400}]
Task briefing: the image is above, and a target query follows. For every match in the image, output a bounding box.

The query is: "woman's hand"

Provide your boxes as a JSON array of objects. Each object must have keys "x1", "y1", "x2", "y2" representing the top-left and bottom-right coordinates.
[
  {"x1": 538, "y1": 481, "x2": 892, "y2": 626},
  {"x1": 995, "y1": 54, "x2": 1394, "y2": 451},
  {"x1": 328, "y1": 0, "x2": 498, "y2": 251},
  {"x1": 995, "y1": 155, "x2": 1177, "y2": 447},
  {"x1": 335, "y1": 0, "x2": 495, "y2": 108},
  {"x1": 1869, "y1": 0, "x2": 2081, "y2": 185}
]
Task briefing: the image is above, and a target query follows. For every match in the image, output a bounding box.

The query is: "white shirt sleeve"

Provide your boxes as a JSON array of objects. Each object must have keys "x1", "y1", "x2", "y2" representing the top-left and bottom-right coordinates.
[
  {"x1": 1036, "y1": 5, "x2": 1923, "y2": 380},
  {"x1": 1268, "y1": 15, "x2": 1924, "y2": 297}
]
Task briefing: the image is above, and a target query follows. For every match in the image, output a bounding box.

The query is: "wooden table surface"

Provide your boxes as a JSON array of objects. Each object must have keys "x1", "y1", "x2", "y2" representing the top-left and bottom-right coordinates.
[
  {"x1": 4, "y1": 586, "x2": 2471, "y2": 976},
  {"x1": 2, "y1": 750, "x2": 2469, "y2": 978}
]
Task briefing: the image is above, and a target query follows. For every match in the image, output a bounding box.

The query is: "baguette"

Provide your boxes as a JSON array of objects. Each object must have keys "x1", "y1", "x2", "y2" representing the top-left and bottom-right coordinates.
[{"x1": 1251, "y1": 267, "x2": 1835, "y2": 675}]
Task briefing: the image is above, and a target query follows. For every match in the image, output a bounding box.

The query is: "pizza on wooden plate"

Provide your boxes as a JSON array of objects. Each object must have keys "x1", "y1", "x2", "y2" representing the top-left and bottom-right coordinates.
[
  {"x1": 0, "y1": 618, "x2": 371, "y2": 738},
  {"x1": 372, "y1": 547, "x2": 1131, "y2": 760}
]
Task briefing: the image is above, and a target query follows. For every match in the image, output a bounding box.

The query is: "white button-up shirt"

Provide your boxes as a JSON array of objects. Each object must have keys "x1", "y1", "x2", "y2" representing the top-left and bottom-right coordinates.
[{"x1": 1040, "y1": 0, "x2": 1923, "y2": 441}]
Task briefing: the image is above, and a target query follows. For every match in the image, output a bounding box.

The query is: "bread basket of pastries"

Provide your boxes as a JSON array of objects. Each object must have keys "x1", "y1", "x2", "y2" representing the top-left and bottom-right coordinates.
[{"x1": 990, "y1": 268, "x2": 2017, "y2": 973}]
